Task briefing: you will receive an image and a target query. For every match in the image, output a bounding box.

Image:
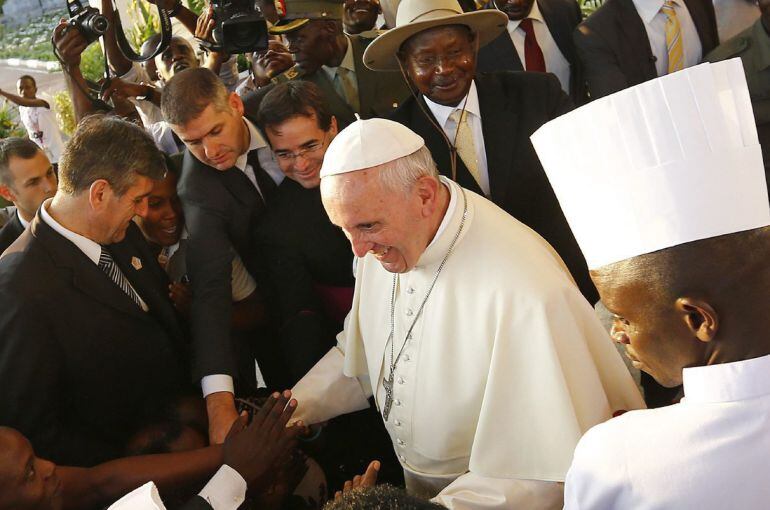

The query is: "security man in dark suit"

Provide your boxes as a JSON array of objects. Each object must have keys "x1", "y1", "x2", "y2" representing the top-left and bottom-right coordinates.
[
  {"x1": 365, "y1": 0, "x2": 597, "y2": 302},
  {"x1": 0, "y1": 115, "x2": 188, "y2": 466},
  {"x1": 574, "y1": 0, "x2": 719, "y2": 99},
  {"x1": 0, "y1": 138, "x2": 57, "y2": 254},
  {"x1": 162, "y1": 67, "x2": 284, "y2": 445},
  {"x1": 477, "y1": 0, "x2": 587, "y2": 104}
]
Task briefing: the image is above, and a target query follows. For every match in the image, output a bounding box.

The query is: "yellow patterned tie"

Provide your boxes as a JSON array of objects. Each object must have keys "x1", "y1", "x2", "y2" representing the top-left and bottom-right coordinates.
[
  {"x1": 661, "y1": 0, "x2": 684, "y2": 74},
  {"x1": 449, "y1": 109, "x2": 481, "y2": 186}
]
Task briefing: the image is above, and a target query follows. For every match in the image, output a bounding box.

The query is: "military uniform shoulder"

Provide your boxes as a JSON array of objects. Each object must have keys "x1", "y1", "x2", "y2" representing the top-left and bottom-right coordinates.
[
  {"x1": 271, "y1": 64, "x2": 305, "y2": 84},
  {"x1": 355, "y1": 29, "x2": 387, "y2": 40},
  {"x1": 707, "y1": 29, "x2": 753, "y2": 62}
]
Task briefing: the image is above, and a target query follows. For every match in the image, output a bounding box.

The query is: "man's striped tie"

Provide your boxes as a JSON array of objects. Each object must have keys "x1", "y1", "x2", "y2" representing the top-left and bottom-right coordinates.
[
  {"x1": 98, "y1": 248, "x2": 143, "y2": 308},
  {"x1": 661, "y1": 0, "x2": 684, "y2": 74}
]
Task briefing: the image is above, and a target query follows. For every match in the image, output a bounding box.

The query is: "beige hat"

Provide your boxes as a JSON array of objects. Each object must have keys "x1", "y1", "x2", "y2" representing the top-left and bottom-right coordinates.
[
  {"x1": 362, "y1": 0, "x2": 507, "y2": 71},
  {"x1": 320, "y1": 118, "x2": 425, "y2": 178}
]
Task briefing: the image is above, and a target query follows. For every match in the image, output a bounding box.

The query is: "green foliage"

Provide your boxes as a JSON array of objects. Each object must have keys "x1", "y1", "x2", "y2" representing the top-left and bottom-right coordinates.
[
  {"x1": 579, "y1": 0, "x2": 604, "y2": 16},
  {"x1": 53, "y1": 90, "x2": 76, "y2": 136},
  {"x1": 0, "y1": 101, "x2": 26, "y2": 139},
  {"x1": 185, "y1": 0, "x2": 207, "y2": 16},
  {"x1": 0, "y1": 12, "x2": 65, "y2": 61},
  {"x1": 79, "y1": 43, "x2": 106, "y2": 83},
  {"x1": 126, "y1": 0, "x2": 161, "y2": 51}
]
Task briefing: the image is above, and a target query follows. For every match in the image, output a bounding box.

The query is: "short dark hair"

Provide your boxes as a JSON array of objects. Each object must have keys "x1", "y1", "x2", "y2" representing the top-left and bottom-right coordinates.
[
  {"x1": 258, "y1": 80, "x2": 333, "y2": 132},
  {"x1": 161, "y1": 67, "x2": 231, "y2": 126},
  {"x1": 0, "y1": 138, "x2": 42, "y2": 188},
  {"x1": 58, "y1": 114, "x2": 166, "y2": 196},
  {"x1": 17, "y1": 75, "x2": 35, "y2": 87}
]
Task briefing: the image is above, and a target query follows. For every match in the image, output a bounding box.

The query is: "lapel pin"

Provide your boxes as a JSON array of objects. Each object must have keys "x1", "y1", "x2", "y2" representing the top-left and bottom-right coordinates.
[{"x1": 131, "y1": 257, "x2": 143, "y2": 270}]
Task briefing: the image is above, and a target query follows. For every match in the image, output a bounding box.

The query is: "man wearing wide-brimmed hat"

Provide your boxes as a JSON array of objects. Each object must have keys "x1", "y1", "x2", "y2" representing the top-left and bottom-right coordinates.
[
  {"x1": 363, "y1": 0, "x2": 596, "y2": 304},
  {"x1": 258, "y1": 0, "x2": 409, "y2": 123}
]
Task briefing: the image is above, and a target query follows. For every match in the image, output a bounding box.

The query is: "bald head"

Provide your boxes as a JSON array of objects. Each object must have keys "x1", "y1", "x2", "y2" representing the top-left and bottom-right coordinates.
[
  {"x1": 593, "y1": 226, "x2": 770, "y2": 387},
  {"x1": 0, "y1": 428, "x2": 61, "y2": 510}
]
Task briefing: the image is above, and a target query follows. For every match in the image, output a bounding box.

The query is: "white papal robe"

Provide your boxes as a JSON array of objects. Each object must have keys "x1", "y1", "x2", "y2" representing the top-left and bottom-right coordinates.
[
  {"x1": 292, "y1": 178, "x2": 644, "y2": 508},
  {"x1": 564, "y1": 352, "x2": 770, "y2": 509}
]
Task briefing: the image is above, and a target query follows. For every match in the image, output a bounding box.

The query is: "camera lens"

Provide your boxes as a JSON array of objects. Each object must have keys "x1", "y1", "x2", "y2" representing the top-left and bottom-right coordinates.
[{"x1": 89, "y1": 14, "x2": 109, "y2": 35}]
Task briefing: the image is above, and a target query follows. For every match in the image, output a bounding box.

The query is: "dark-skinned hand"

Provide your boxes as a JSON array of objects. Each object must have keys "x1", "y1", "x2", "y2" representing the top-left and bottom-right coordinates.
[
  {"x1": 168, "y1": 281, "x2": 192, "y2": 316},
  {"x1": 223, "y1": 390, "x2": 305, "y2": 488},
  {"x1": 100, "y1": 77, "x2": 147, "y2": 103},
  {"x1": 334, "y1": 460, "x2": 380, "y2": 500},
  {"x1": 52, "y1": 19, "x2": 89, "y2": 67}
]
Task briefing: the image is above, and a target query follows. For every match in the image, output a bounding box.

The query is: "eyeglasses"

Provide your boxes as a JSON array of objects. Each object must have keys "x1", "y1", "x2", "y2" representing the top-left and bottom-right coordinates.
[{"x1": 274, "y1": 131, "x2": 329, "y2": 162}]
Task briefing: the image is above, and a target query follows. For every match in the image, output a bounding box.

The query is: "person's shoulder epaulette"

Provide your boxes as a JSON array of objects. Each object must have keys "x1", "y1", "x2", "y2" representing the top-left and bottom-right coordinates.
[{"x1": 271, "y1": 64, "x2": 305, "y2": 84}]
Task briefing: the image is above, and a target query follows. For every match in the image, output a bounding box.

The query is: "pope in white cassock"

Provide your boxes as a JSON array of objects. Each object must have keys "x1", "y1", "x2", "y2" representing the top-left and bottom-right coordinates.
[
  {"x1": 532, "y1": 58, "x2": 770, "y2": 509},
  {"x1": 290, "y1": 118, "x2": 644, "y2": 509}
]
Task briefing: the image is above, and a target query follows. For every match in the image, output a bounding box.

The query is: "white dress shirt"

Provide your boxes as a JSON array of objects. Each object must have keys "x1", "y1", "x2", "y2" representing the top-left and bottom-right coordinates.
[
  {"x1": 40, "y1": 199, "x2": 149, "y2": 311},
  {"x1": 565, "y1": 353, "x2": 770, "y2": 509},
  {"x1": 201, "y1": 118, "x2": 283, "y2": 398},
  {"x1": 503, "y1": 1, "x2": 571, "y2": 93},
  {"x1": 423, "y1": 82, "x2": 491, "y2": 196},
  {"x1": 632, "y1": 0, "x2": 702, "y2": 76},
  {"x1": 108, "y1": 465, "x2": 247, "y2": 510},
  {"x1": 17, "y1": 210, "x2": 30, "y2": 230}
]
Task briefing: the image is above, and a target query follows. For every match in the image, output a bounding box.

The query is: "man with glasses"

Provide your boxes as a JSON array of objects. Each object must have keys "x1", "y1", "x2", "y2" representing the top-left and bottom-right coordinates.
[{"x1": 255, "y1": 80, "x2": 354, "y2": 384}]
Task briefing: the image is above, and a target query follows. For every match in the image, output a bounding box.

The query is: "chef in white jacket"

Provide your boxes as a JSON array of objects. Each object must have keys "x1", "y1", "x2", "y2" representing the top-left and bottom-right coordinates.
[
  {"x1": 532, "y1": 58, "x2": 770, "y2": 509},
  {"x1": 290, "y1": 118, "x2": 644, "y2": 509}
]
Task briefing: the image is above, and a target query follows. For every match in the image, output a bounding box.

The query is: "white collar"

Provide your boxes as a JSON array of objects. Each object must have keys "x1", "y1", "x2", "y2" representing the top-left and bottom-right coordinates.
[
  {"x1": 234, "y1": 118, "x2": 270, "y2": 172},
  {"x1": 682, "y1": 354, "x2": 770, "y2": 404},
  {"x1": 632, "y1": 0, "x2": 673, "y2": 24},
  {"x1": 423, "y1": 81, "x2": 481, "y2": 128},
  {"x1": 40, "y1": 198, "x2": 102, "y2": 265},
  {"x1": 17, "y1": 210, "x2": 30, "y2": 230},
  {"x1": 323, "y1": 36, "x2": 356, "y2": 80},
  {"x1": 506, "y1": 1, "x2": 545, "y2": 31}
]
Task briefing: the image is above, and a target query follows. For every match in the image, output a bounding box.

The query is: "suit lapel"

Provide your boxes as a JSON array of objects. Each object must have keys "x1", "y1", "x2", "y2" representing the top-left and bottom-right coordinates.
[
  {"x1": 539, "y1": 0, "x2": 576, "y2": 63},
  {"x1": 617, "y1": 0, "x2": 658, "y2": 79},
  {"x1": 683, "y1": 0, "x2": 717, "y2": 53},
  {"x1": 307, "y1": 71, "x2": 356, "y2": 126},
  {"x1": 477, "y1": 75, "x2": 517, "y2": 205},
  {"x1": 31, "y1": 215, "x2": 148, "y2": 319}
]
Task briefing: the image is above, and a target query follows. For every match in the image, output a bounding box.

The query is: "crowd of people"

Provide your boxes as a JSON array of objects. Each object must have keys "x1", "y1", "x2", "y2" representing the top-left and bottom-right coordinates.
[{"x1": 0, "y1": 0, "x2": 768, "y2": 508}]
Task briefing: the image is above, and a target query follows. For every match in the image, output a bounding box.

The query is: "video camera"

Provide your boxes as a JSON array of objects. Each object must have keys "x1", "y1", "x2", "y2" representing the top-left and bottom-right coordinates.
[
  {"x1": 66, "y1": 0, "x2": 109, "y2": 45},
  {"x1": 206, "y1": 0, "x2": 270, "y2": 54}
]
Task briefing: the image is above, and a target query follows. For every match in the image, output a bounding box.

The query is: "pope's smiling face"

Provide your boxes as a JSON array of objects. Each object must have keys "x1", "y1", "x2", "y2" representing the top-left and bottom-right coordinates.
[{"x1": 322, "y1": 169, "x2": 437, "y2": 274}]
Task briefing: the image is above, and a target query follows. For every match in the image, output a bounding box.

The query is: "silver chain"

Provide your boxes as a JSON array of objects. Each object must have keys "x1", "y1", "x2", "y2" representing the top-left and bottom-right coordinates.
[{"x1": 386, "y1": 187, "x2": 468, "y2": 389}]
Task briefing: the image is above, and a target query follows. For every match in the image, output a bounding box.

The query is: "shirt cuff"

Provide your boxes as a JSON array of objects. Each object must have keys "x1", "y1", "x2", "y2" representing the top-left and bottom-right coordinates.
[
  {"x1": 197, "y1": 464, "x2": 247, "y2": 510},
  {"x1": 201, "y1": 374, "x2": 235, "y2": 398}
]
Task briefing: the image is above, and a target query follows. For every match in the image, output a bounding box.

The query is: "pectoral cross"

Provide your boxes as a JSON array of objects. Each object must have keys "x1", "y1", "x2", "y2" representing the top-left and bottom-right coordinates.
[{"x1": 382, "y1": 370, "x2": 395, "y2": 421}]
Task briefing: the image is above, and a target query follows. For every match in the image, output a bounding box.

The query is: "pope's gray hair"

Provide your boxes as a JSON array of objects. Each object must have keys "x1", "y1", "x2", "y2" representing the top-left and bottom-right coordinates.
[{"x1": 376, "y1": 145, "x2": 439, "y2": 194}]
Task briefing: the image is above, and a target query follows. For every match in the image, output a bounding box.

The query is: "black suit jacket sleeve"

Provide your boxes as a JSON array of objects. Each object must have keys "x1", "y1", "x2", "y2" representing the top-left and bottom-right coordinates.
[
  {"x1": 0, "y1": 293, "x2": 117, "y2": 465},
  {"x1": 180, "y1": 495, "x2": 215, "y2": 509},
  {"x1": 573, "y1": 22, "x2": 631, "y2": 99},
  {"x1": 182, "y1": 195, "x2": 238, "y2": 382}
]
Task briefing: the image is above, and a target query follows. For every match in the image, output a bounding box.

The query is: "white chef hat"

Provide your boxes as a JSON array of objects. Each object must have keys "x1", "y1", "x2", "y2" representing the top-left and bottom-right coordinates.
[
  {"x1": 531, "y1": 58, "x2": 770, "y2": 270},
  {"x1": 320, "y1": 118, "x2": 425, "y2": 178}
]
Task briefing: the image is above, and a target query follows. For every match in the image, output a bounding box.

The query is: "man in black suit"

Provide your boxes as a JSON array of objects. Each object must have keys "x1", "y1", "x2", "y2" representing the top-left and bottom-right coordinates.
[
  {"x1": 162, "y1": 68, "x2": 284, "y2": 444},
  {"x1": 0, "y1": 115, "x2": 188, "y2": 467},
  {"x1": 256, "y1": 81, "x2": 354, "y2": 384},
  {"x1": 477, "y1": 0, "x2": 587, "y2": 104},
  {"x1": 0, "y1": 138, "x2": 57, "y2": 253},
  {"x1": 364, "y1": 0, "x2": 597, "y2": 302},
  {"x1": 574, "y1": 0, "x2": 719, "y2": 99}
]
